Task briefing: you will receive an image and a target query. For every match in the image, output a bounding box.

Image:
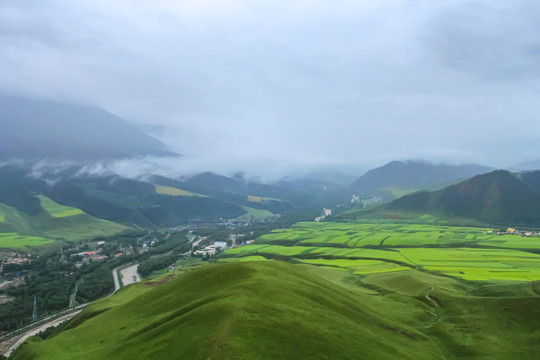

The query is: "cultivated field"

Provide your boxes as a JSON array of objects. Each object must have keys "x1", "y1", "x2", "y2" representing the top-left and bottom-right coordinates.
[
  {"x1": 0, "y1": 197, "x2": 129, "y2": 250},
  {"x1": 233, "y1": 206, "x2": 275, "y2": 222},
  {"x1": 154, "y1": 185, "x2": 203, "y2": 197},
  {"x1": 222, "y1": 222, "x2": 540, "y2": 281},
  {"x1": 38, "y1": 195, "x2": 84, "y2": 218},
  {"x1": 0, "y1": 232, "x2": 53, "y2": 248}
]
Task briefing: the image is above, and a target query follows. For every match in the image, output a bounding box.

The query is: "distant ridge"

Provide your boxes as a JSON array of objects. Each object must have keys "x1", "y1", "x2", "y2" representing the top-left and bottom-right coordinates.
[
  {"x1": 381, "y1": 170, "x2": 540, "y2": 226},
  {"x1": 351, "y1": 160, "x2": 493, "y2": 198},
  {"x1": 512, "y1": 159, "x2": 540, "y2": 171},
  {"x1": 0, "y1": 95, "x2": 177, "y2": 161}
]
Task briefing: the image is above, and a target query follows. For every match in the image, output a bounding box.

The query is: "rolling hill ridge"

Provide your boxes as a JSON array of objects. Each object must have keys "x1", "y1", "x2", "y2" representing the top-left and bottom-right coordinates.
[
  {"x1": 379, "y1": 170, "x2": 540, "y2": 226},
  {"x1": 352, "y1": 160, "x2": 493, "y2": 199}
]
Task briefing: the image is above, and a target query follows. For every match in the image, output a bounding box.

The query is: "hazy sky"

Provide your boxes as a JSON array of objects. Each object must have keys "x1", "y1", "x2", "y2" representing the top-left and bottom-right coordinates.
[{"x1": 2, "y1": 0, "x2": 540, "y2": 175}]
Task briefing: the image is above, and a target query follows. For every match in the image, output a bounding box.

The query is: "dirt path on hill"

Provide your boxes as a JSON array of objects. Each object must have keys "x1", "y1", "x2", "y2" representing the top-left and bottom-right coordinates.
[
  {"x1": 421, "y1": 285, "x2": 440, "y2": 330},
  {"x1": 425, "y1": 286, "x2": 438, "y2": 308}
]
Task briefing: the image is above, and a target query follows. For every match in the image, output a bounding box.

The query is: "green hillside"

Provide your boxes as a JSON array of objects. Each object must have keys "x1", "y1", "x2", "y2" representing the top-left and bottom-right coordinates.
[
  {"x1": 0, "y1": 196, "x2": 128, "y2": 249},
  {"x1": 12, "y1": 260, "x2": 540, "y2": 359},
  {"x1": 351, "y1": 161, "x2": 492, "y2": 199},
  {"x1": 347, "y1": 170, "x2": 540, "y2": 226},
  {"x1": 11, "y1": 262, "x2": 445, "y2": 360}
]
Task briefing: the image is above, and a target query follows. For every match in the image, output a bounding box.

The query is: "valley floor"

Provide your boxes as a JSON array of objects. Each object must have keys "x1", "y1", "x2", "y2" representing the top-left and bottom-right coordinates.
[{"x1": 9, "y1": 221, "x2": 540, "y2": 359}]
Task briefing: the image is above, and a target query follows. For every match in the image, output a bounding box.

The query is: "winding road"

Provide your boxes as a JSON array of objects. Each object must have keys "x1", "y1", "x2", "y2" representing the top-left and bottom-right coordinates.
[
  {"x1": 2, "y1": 308, "x2": 84, "y2": 358},
  {"x1": 112, "y1": 266, "x2": 121, "y2": 293},
  {"x1": 2, "y1": 264, "x2": 141, "y2": 356}
]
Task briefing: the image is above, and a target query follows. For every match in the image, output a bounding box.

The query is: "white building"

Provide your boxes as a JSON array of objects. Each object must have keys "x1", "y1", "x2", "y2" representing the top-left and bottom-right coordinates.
[{"x1": 214, "y1": 241, "x2": 227, "y2": 250}]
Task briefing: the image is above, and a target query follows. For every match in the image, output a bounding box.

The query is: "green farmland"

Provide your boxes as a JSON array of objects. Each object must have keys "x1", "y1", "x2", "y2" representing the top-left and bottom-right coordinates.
[
  {"x1": 222, "y1": 222, "x2": 540, "y2": 282},
  {"x1": 233, "y1": 206, "x2": 275, "y2": 222},
  {"x1": 0, "y1": 197, "x2": 129, "y2": 250},
  {"x1": 14, "y1": 222, "x2": 540, "y2": 359},
  {"x1": 38, "y1": 195, "x2": 84, "y2": 218},
  {"x1": 154, "y1": 185, "x2": 204, "y2": 197},
  {"x1": 0, "y1": 232, "x2": 53, "y2": 248},
  {"x1": 254, "y1": 222, "x2": 538, "y2": 248}
]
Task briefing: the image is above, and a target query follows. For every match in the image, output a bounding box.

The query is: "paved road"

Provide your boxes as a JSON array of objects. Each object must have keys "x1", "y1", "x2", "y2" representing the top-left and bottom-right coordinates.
[
  {"x1": 112, "y1": 266, "x2": 121, "y2": 293},
  {"x1": 2, "y1": 310, "x2": 82, "y2": 358},
  {"x1": 3, "y1": 265, "x2": 139, "y2": 357}
]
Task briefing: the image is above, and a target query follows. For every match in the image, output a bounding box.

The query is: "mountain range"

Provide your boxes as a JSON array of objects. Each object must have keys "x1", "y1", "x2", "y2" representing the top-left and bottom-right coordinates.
[
  {"x1": 0, "y1": 96, "x2": 176, "y2": 161},
  {"x1": 374, "y1": 169, "x2": 540, "y2": 226},
  {"x1": 351, "y1": 160, "x2": 493, "y2": 200}
]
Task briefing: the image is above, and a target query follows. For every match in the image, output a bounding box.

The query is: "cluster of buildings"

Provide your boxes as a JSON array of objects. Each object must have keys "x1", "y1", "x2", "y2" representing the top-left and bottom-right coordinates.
[
  {"x1": 4, "y1": 257, "x2": 29, "y2": 265},
  {"x1": 193, "y1": 241, "x2": 227, "y2": 256},
  {"x1": 192, "y1": 236, "x2": 255, "y2": 257},
  {"x1": 505, "y1": 228, "x2": 535, "y2": 237}
]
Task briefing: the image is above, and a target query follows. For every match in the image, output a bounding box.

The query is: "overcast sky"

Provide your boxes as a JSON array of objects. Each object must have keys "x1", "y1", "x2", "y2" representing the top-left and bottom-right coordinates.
[{"x1": 2, "y1": 0, "x2": 540, "y2": 177}]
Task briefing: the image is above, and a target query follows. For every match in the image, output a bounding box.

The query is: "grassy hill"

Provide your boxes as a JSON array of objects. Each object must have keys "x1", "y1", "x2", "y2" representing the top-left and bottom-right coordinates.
[
  {"x1": 11, "y1": 259, "x2": 540, "y2": 359},
  {"x1": 11, "y1": 261, "x2": 446, "y2": 360},
  {"x1": 25, "y1": 175, "x2": 248, "y2": 228},
  {"x1": 381, "y1": 170, "x2": 540, "y2": 226},
  {"x1": 0, "y1": 196, "x2": 128, "y2": 249},
  {"x1": 345, "y1": 170, "x2": 540, "y2": 227},
  {"x1": 351, "y1": 161, "x2": 493, "y2": 200}
]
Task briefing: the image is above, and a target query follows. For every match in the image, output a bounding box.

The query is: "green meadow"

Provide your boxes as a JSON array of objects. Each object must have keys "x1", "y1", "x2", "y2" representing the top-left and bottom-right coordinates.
[
  {"x1": 233, "y1": 206, "x2": 275, "y2": 222},
  {"x1": 12, "y1": 221, "x2": 540, "y2": 359},
  {"x1": 0, "y1": 197, "x2": 129, "y2": 250},
  {"x1": 222, "y1": 222, "x2": 540, "y2": 282},
  {"x1": 38, "y1": 195, "x2": 84, "y2": 217},
  {"x1": 0, "y1": 232, "x2": 53, "y2": 248},
  {"x1": 13, "y1": 260, "x2": 540, "y2": 360}
]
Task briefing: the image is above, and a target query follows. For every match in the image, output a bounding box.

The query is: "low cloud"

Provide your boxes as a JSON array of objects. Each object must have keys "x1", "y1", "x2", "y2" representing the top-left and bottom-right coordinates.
[{"x1": 2, "y1": 1, "x2": 540, "y2": 171}]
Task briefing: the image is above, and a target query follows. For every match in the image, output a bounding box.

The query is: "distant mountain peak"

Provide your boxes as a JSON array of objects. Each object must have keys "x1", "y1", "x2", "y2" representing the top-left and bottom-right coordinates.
[
  {"x1": 0, "y1": 95, "x2": 177, "y2": 161},
  {"x1": 352, "y1": 160, "x2": 493, "y2": 198},
  {"x1": 381, "y1": 169, "x2": 540, "y2": 226}
]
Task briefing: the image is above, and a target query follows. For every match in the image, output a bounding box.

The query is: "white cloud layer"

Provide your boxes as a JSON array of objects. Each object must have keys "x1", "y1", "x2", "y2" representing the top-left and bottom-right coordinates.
[{"x1": 2, "y1": 0, "x2": 540, "y2": 173}]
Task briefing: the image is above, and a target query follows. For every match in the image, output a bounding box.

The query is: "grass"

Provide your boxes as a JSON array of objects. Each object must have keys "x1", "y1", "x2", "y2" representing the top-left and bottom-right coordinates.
[
  {"x1": 12, "y1": 261, "x2": 540, "y2": 359},
  {"x1": 0, "y1": 232, "x2": 53, "y2": 248},
  {"x1": 10, "y1": 221, "x2": 540, "y2": 359},
  {"x1": 246, "y1": 195, "x2": 282, "y2": 203},
  {"x1": 154, "y1": 185, "x2": 203, "y2": 197},
  {"x1": 0, "y1": 199, "x2": 129, "y2": 249},
  {"x1": 11, "y1": 261, "x2": 449, "y2": 360},
  {"x1": 37, "y1": 195, "x2": 84, "y2": 218},
  {"x1": 296, "y1": 258, "x2": 408, "y2": 274},
  {"x1": 218, "y1": 255, "x2": 271, "y2": 262},
  {"x1": 233, "y1": 206, "x2": 275, "y2": 222},
  {"x1": 223, "y1": 222, "x2": 540, "y2": 282},
  {"x1": 257, "y1": 221, "x2": 540, "y2": 249},
  {"x1": 380, "y1": 186, "x2": 421, "y2": 198}
]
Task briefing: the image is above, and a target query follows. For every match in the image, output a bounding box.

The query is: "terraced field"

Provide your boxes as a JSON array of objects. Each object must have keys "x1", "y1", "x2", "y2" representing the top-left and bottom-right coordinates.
[{"x1": 222, "y1": 222, "x2": 540, "y2": 281}]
